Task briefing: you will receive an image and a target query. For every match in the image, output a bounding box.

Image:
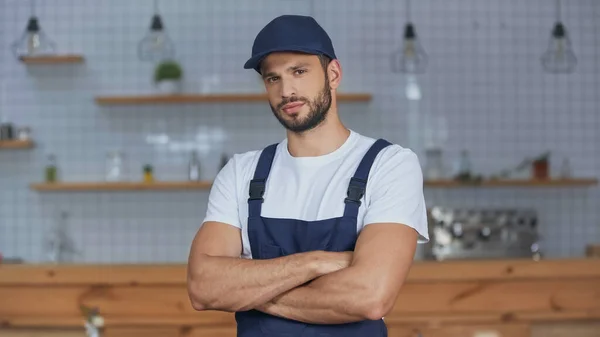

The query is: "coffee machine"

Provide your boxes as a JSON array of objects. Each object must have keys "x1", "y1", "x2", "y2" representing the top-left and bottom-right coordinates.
[{"x1": 423, "y1": 206, "x2": 542, "y2": 261}]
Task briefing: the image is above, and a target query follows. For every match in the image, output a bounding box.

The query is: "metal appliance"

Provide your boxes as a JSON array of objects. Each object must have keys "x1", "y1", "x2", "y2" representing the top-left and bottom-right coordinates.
[{"x1": 423, "y1": 206, "x2": 542, "y2": 261}]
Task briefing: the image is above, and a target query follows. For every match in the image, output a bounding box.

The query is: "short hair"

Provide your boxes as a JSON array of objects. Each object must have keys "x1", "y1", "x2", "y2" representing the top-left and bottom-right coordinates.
[{"x1": 317, "y1": 54, "x2": 332, "y2": 72}]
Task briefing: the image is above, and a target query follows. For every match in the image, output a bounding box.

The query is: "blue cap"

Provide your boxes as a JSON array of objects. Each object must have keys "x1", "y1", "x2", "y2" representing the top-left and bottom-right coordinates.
[{"x1": 244, "y1": 15, "x2": 337, "y2": 73}]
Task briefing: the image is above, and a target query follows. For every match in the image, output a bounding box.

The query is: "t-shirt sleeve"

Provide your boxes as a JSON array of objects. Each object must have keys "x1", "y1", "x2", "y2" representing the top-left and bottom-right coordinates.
[
  {"x1": 201, "y1": 155, "x2": 241, "y2": 229},
  {"x1": 363, "y1": 147, "x2": 429, "y2": 243}
]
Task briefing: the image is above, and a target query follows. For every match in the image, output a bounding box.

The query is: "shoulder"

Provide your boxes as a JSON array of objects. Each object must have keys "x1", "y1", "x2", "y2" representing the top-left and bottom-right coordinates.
[
  {"x1": 377, "y1": 143, "x2": 421, "y2": 174},
  {"x1": 352, "y1": 133, "x2": 422, "y2": 177}
]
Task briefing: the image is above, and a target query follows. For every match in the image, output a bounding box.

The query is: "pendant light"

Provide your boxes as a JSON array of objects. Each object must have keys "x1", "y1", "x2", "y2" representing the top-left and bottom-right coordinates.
[
  {"x1": 391, "y1": 0, "x2": 428, "y2": 74},
  {"x1": 541, "y1": 0, "x2": 577, "y2": 74},
  {"x1": 10, "y1": 0, "x2": 56, "y2": 59},
  {"x1": 138, "y1": 0, "x2": 175, "y2": 62}
]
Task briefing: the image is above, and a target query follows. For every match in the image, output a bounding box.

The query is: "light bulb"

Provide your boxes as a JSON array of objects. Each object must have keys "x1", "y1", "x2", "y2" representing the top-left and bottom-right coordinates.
[
  {"x1": 11, "y1": 17, "x2": 55, "y2": 58},
  {"x1": 138, "y1": 14, "x2": 175, "y2": 62},
  {"x1": 391, "y1": 23, "x2": 428, "y2": 74},
  {"x1": 405, "y1": 75, "x2": 421, "y2": 101},
  {"x1": 541, "y1": 22, "x2": 577, "y2": 74}
]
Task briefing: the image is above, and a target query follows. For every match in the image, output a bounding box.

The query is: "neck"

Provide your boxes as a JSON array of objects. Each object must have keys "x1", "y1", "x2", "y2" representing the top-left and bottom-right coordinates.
[{"x1": 286, "y1": 105, "x2": 350, "y2": 157}]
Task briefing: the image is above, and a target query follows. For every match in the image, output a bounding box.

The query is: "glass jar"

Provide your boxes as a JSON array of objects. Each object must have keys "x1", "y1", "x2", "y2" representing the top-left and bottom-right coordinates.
[
  {"x1": 17, "y1": 127, "x2": 31, "y2": 140},
  {"x1": 105, "y1": 151, "x2": 124, "y2": 182},
  {"x1": 424, "y1": 147, "x2": 445, "y2": 179}
]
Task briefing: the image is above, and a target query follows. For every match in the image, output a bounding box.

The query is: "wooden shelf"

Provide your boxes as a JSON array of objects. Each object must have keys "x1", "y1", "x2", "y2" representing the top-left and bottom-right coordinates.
[
  {"x1": 95, "y1": 93, "x2": 372, "y2": 105},
  {"x1": 19, "y1": 54, "x2": 85, "y2": 64},
  {"x1": 424, "y1": 178, "x2": 598, "y2": 188},
  {"x1": 28, "y1": 178, "x2": 597, "y2": 192},
  {"x1": 0, "y1": 139, "x2": 34, "y2": 149},
  {"x1": 30, "y1": 181, "x2": 212, "y2": 192}
]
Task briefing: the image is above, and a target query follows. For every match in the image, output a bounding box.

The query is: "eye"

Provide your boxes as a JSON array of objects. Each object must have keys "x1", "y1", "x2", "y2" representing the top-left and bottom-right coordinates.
[
  {"x1": 294, "y1": 69, "x2": 307, "y2": 75},
  {"x1": 266, "y1": 76, "x2": 279, "y2": 83}
]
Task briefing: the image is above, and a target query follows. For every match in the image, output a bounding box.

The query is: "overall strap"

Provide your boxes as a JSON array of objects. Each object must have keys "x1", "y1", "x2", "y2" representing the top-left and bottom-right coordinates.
[
  {"x1": 248, "y1": 143, "x2": 278, "y2": 218},
  {"x1": 343, "y1": 139, "x2": 392, "y2": 218}
]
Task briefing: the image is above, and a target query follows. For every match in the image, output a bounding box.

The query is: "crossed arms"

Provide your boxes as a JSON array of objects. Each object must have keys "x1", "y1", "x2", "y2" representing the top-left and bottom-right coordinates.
[{"x1": 186, "y1": 221, "x2": 418, "y2": 324}]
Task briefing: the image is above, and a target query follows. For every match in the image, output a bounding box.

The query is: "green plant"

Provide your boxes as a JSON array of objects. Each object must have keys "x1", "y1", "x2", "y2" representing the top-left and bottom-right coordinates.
[
  {"x1": 533, "y1": 151, "x2": 551, "y2": 163},
  {"x1": 154, "y1": 60, "x2": 182, "y2": 83}
]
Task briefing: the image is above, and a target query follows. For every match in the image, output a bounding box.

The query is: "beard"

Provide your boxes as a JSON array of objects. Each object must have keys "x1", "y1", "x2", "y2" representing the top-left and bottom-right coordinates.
[{"x1": 270, "y1": 78, "x2": 332, "y2": 134}]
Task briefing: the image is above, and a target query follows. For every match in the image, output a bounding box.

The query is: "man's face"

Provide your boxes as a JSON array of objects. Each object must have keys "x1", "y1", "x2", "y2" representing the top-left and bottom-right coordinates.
[{"x1": 260, "y1": 52, "x2": 332, "y2": 133}]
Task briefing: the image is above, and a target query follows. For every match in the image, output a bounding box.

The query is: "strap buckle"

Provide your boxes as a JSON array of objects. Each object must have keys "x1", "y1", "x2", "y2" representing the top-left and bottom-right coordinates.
[
  {"x1": 344, "y1": 177, "x2": 366, "y2": 206},
  {"x1": 248, "y1": 179, "x2": 265, "y2": 201}
]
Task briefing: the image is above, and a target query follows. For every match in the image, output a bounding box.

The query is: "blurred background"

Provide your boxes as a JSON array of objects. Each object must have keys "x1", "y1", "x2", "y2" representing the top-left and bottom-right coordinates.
[
  {"x1": 0, "y1": 1, "x2": 599, "y2": 336},
  {"x1": 0, "y1": 0, "x2": 598, "y2": 264}
]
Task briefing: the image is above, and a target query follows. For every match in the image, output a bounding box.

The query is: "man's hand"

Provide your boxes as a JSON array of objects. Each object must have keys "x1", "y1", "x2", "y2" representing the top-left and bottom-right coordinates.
[
  {"x1": 254, "y1": 223, "x2": 418, "y2": 324},
  {"x1": 186, "y1": 222, "x2": 353, "y2": 313}
]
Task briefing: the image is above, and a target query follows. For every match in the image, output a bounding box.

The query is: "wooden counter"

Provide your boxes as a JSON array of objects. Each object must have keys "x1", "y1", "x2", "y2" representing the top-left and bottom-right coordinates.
[{"x1": 1, "y1": 259, "x2": 599, "y2": 337}]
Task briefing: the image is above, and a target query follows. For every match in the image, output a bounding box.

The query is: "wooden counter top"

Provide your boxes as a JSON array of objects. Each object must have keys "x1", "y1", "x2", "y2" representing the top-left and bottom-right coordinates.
[
  {"x1": 2, "y1": 258, "x2": 599, "y2": 285},
  {"x1": 1, "y1": 258, "x2": 599, "y2": 333}
]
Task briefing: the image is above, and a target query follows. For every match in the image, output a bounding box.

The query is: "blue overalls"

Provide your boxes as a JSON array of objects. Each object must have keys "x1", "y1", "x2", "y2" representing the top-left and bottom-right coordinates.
[{"x1": 235, "y1": 138, "x2": 392, "y2": 337}]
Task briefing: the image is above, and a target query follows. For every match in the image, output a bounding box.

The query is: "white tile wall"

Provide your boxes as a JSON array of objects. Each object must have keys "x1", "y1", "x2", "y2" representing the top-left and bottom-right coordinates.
[{"x1": 0, "y1": 0, "x2": 598, "y2": 263}]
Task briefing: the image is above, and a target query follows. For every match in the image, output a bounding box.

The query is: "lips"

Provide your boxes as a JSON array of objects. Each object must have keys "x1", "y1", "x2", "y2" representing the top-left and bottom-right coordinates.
[{"x1": 281, "y1": 102, "x2": 305, "y2": 114}]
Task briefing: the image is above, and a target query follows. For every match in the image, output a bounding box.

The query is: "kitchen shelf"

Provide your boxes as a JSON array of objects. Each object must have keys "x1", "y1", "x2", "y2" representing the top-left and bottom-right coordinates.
[
  {"x1": 94, "y1": 93, "x2": 372, "y2": 105},
  {"x1": 30, "y1": 181, "x2": 213, "y2": 192},
  {"x1": 19, "y1": 54, "x2": 85, "y2": 64},
  {"x1": 424, "y1": 178, "x2": 598, "y2": 188},
  {"x1": 0, "y1": 139, "x2": 35, "y2": 149},
  {"x1": 29, "y1": 178, "x2": 596, "y2": 192}
]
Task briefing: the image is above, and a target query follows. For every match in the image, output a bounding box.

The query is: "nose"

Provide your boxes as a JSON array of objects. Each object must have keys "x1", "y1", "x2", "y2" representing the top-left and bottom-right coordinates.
[{"x1": 280, "y1": 79, "x2": 296, "y2": 99}]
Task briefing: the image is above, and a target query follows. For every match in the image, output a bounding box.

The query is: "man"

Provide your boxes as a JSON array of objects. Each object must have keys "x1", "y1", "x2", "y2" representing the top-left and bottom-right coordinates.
[{"x1": 187, "y1": 14, "x2": 429, "y2": 337}]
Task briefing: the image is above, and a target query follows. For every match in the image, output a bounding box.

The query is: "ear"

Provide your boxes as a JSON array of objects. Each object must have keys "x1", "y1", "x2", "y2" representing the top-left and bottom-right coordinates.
[{"x1": 327, "y1": 59, "x2": 342, "y2": 90}]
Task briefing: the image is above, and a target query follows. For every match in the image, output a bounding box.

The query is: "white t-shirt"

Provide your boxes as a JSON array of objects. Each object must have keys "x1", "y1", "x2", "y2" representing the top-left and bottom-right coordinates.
[{"x1": 203, "y1": 130, "x2": 429, "y2": 259}]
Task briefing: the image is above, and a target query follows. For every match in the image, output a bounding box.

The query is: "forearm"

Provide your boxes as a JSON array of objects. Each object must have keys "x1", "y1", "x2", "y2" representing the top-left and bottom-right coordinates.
[
  {"x1": 256, "y1": 224, "x2": 418, "y2": 324},
  {"x1": 256, "y1": 267, "x2": 381, "y2": 324},
  {"x1": 187, "y1": 252, "x2": 328, "y2": 312},
  {"x1": 256, "y1": 285, "x2": 367, "y2": 324}
]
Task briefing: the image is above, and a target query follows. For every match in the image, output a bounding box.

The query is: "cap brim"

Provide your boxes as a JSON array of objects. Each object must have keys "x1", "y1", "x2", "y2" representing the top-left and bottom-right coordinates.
[{"x1": 243, "y1": 46, "x2": 332, "y2": 72}]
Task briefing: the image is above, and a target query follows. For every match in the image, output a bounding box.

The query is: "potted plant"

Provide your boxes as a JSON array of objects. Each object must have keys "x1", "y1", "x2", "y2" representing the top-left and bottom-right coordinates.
[
  {"x1": 143, "y1": 164, "x2": 154, "y2": 183},
  {"x1": 532, "y1": 151, "x2": 551, "y2": 180},
  {"x1": 154, "y1": 60, "x2": 183, "y2": 94}
]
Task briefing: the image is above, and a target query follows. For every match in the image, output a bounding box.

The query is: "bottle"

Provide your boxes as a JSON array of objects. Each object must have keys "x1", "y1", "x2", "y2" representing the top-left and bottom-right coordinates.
[
  {"x1": 45, "y1": 154, "x2": 58, "y2": 182},
  {"x1": 424, "y1": 147, "x2": 444, "y2": 179},
  {"x1": 560, "y1": 158, "x2": 572, "y2": 178},
  {"x1": 188, "y1": 151, "x2": 201, "y2": 181},
  {"x1": 105, "y1": 151, "x2": 123, "y2": 182},
  {"x1": 454, "y1": 150, "x2": 471, "y2": 181},
  {"x1": 457, "y1": 150, "x2": 471, "y2": 175},
  {"x1": 44, "y1": 211, "x2": 77, "y2": 263}
]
